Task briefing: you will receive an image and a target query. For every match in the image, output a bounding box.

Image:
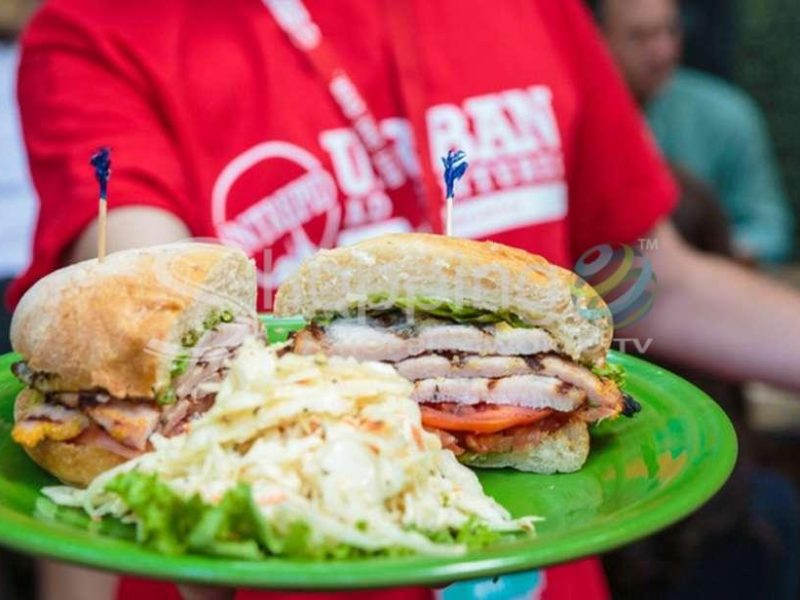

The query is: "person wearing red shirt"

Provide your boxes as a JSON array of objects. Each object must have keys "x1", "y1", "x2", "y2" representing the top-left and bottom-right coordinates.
[{"x1": 10, "y1": 1, "x2": 800, "y2": 599}]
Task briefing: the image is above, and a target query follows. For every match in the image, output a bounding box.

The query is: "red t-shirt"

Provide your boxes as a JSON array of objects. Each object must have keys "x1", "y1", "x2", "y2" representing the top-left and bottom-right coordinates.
[{"x1": 10, "y1": 0, "x2": 676, "y2": 598}]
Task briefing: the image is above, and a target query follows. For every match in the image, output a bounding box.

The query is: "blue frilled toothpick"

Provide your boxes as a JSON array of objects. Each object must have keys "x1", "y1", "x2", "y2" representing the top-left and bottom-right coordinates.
[
  {"x1": 90, "y1": 147, "x2": 112, "y2": 261},
  {"x1": 441, "y1": 149, "x2": 468, "y2": 236}
]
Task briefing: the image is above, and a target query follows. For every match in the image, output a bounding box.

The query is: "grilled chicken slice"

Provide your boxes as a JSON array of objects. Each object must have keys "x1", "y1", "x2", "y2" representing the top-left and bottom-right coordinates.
[
  {"x1": 174, "y1": 319, "x2": 260, "y2": 400},
  {"x1": 412, "y1": 375, "x2": 586, "y2": 411},
  {"x1": 84, "y1": 400, "x2": 160, "y2": 451},
  {"x1": 396, "y1": 355, "x2": 535, "y2": 380},
  {"x1": 397, "y1": 354, "x2": 622, "y2": 418},
  {"x1": 11, "y1": 403, "x2": 90, "y2": 447},
  {"x1": 74, "y1": 425, "x2": 145, "y2": 459},
  {"x1": 292, "y1": 319, "x2": 557, "y2": 362},
  {"x1": 536, "y1": 356, "x2": 623, "y2": 420}
]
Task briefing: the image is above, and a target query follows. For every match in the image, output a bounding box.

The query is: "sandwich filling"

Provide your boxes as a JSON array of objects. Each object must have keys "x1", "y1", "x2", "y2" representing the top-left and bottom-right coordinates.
[
  {"x1": 290, "y1": 306, "x2": 632, "y2": 458},
  {"x1": 11, "y1": 311, "x2": 261, "y2": 459}
]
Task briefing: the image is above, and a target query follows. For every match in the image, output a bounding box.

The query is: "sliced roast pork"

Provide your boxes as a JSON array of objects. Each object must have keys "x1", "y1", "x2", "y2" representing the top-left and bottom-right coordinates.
[
  {"x1": 12, "y1": 402, "x2": 91, "y2": 447},
  {"x1": 84, "y1": 400, "x2": 161, "y2": 451},
  {"x1": 293, "y1": 319, "x2": 557, "y2": 362},
  {"x1": 11, "y1": 317, "x2": 262, "y2": 457},
  {"x1": 412, "y1": 375, "x2": 586, "y2": 412},
  {"x1": 290, "y1": 314, "x2": 625, "y2": 428}
]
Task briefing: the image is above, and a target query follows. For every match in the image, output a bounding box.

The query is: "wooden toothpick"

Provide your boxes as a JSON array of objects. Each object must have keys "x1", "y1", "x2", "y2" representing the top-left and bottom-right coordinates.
[
  {"x1": 441, "y1": 149, "x2": 468, "y2": 237},
  {"x1": 90, "y1": 147, "x2": 112, "y2": 261}
]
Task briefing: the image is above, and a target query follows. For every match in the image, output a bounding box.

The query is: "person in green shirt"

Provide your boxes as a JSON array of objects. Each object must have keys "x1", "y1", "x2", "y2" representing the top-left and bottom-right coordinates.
[{"x1": 593, "y1": 0, "x2": 795, "y2": 262}]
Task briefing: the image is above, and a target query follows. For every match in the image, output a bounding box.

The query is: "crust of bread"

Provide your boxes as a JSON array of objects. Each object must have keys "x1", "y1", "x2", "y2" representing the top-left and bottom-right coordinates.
[
  {"x1": 11, "y1": 243, "x2": 257, "y2": 399},
  {"x1": 23, "y1": 439, "x2": 127, "y2": 488},
  {"x1": 458, "y1": 418, "x2": 590, "y2": 474},
  {"x1": 274, "y1": 233, "x2": 612, "y2": 363},
  {"x1": 14, "y1": 388, "x2": 126, "y2": 487}
]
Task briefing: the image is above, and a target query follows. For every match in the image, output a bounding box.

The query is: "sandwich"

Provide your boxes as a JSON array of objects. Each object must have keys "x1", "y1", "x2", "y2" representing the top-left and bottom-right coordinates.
[
  {"x1": 10, "y1": 243, "x2": 260, "y2": 487},
  {"x1": 274, "y1": 233, "x2": 638, "y2": 474}
]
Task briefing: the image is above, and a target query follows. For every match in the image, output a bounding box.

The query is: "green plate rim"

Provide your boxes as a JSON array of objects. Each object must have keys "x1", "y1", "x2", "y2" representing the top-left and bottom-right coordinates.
[{"x1": 0, "y1": 342, "x2": 737, "y2": 588}]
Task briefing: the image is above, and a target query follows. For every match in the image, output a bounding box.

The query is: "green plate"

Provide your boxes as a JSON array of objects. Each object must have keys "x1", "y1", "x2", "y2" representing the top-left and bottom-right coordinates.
[{"x1": 0, "y1": 316, "x2": 737, "y2": 589}]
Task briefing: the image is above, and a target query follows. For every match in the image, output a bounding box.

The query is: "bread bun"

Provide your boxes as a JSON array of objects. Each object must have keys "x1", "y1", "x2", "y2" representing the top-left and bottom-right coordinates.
[
  {"x1": 13, "y1": 388, "x2": 126, "y2": 487},
  {"x1": 458, "y1": 418, "x2": 590, "y2": 473},
  {"x1": 23, "y1": 438, "x2": 127, "y2": 488},
  {"x1": 274, "y1": 233, "x2": 612, "y2": 364},
  {"x1": 11, "y1": 242, "x2": 257, "y2": 400}
]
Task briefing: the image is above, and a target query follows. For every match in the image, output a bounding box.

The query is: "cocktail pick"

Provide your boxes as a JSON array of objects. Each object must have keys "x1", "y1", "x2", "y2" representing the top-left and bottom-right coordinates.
[
  {"x1": 441, "y1": 149, "x2": 468, "y2": 237},
  {"x1": 90, "y1": 147, "x2": 112, "y2": 261}
]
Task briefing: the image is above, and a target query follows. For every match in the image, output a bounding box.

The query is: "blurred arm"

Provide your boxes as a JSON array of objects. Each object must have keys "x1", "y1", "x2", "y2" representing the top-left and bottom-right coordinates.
[
  {"x1": 627, "y1": 220, "x2": 800, "y2": 389},
  {"x1": 15, "y1": 3, "x2": 191, "y2": 296},
  {"x1": 41, "y1": 206, "x2": 188, "y2": 596},
  {"x1": 66, "y1": 206, "x2": 191, "y2": 264}
]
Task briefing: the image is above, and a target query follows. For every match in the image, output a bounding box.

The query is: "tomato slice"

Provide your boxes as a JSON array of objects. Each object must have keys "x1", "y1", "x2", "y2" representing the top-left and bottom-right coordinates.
[{"x1": 420, "y1": 403, "x2": 553, "y2": 434}]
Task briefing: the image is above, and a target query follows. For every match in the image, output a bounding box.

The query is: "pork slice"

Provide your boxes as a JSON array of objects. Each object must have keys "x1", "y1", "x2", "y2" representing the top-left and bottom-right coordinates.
[
  {"x1": 418, "y1": 325, "x2": 556, "y2": 356},
  {"x1": 292, "y1": 320, "x2": 557, "y2": 362},
  {"x1": 400, "y1": 354, "x2": 623, "y2": 419},
  {"x1": 74, "y1": 425, "x2": 145, "y2": 459},
  {"x1": 18, "y1": 402, "x2": 85, "y2": 423},
  {"x1": 395, "y1": 355, "x2": 535, "y2": 380},
  {"x1": 194, "y1": 320, "x2": 258, "y2": 361},
  {"x1": 159, "y1": 399, "x2": 190, "y2": 436},
  {"x1": 173, "y1": 319, "x2": 256, "y2": 400},
  {"x1": 159, "y1": 394, "x2": 215, "y2": 437},
  {"x1": 174, "y1": 361, "x2": 225, "y2": 401},
  {"x1": 11, "y1": 402, "x2": 91, "y2": 447},
  {"x1": 306, "y1": 321, "x2": 410, "y2": 361},
  {"x1": 84, "y1": 400, "x2": 160, "y2": 451},
  {"x1": 412, "y1": 375, "x2": 586, "y2": 412},
  {"x1": 537, "y1": 356, "x2": 623, "y2": 419}
]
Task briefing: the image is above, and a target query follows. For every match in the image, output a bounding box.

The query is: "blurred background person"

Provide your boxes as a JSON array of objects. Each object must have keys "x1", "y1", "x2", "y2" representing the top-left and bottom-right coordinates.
[
  {"x1": 603, "y1": 164, "x2": 799, "y2": 599},
  {"x1": 0, "y1": 1, "x2": 38, "y2": 598},
  {"x1": 592, "y1": 0, "x2": 795, "y2": 264},
  {"x1": 0, "y1": 0, "x2": 37, "y2": 354},
  {"x1": 589, "y1": 1, "x2": 800, "y2": 597}
]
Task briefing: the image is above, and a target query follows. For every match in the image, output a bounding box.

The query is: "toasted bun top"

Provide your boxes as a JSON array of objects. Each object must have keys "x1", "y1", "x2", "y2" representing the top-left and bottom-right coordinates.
[
  {"x1": 11, "y1": 243, "x2": 257, "y2": 398},
  {"x1": 274, "y1": 234, "x2": 612, "y2": 364}
]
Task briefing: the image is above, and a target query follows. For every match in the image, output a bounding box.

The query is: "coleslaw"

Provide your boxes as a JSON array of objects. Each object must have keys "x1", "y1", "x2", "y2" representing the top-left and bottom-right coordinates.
[{"x1": 44, "y1": 339, "x2": 538, "y2": 557}]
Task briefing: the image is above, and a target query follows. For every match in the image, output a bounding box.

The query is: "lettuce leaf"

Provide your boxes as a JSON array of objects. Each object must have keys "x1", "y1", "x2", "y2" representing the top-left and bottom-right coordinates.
[
  {"x1": 314, "y1": 295, "x2": 531, "y2": 328},
  {"x1": 591, "y1": 362, "x2": 626, "y2": 388},
  {"x1": 415, "y1": 515, "x2": 504, "y2": 548},
  {"x1": 392, "y1": 296, "x2": 531, "y2": 327},
  {"x1": 104, "y1": 471, "x2": 525, "y2": 559},
  {"x1": 105, "y1": 471, "x2": 310, "y2": 558}
]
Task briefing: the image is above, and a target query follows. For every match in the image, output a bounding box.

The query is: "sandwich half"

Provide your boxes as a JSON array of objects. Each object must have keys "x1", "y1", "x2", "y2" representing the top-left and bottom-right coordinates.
[
  {"x1": 10, "y1": 243, "x2": 260, "y2": 486},
  {"x1": 275, "y1": 233, "x2": 637, "y2": 474}
]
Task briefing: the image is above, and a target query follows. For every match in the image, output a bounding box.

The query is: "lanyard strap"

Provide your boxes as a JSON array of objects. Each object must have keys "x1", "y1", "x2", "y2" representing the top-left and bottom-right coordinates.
[{"x1": 263, "y1": 0, "x2": 408, "y2": 191}]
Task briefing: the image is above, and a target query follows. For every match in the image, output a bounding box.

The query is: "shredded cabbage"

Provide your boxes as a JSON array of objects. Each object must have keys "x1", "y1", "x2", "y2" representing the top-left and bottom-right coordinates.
[{"x1": 44, "y1": 340, "x2": 538, "y2": 557}]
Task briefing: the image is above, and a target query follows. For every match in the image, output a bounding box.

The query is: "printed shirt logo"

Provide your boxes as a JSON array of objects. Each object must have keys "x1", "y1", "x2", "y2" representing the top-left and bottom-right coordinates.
[
  {"x1": 427, "y1": 85, "x2": 567, "y2": 238},
  {"x1": 212, "y1": 141, "x2": 341, "y2": 290},
  {"x1": 212, "y1": 85, "x2": 566, "y2": 294}
]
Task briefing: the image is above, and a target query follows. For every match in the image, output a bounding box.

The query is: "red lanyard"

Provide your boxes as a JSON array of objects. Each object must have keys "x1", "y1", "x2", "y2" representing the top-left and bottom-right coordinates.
[{"x1": 262, "y1": 0, "x2": 444, "y2": 232}]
